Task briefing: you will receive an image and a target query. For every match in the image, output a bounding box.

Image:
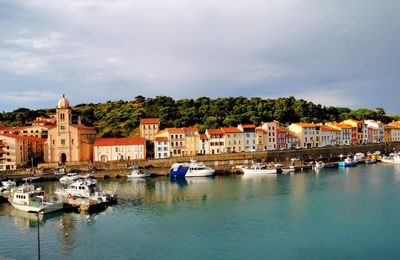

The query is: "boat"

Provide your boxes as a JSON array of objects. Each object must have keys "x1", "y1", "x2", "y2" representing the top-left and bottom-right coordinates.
[
  {"x1": 338, "y1": 157, "x2": 357, "y2": 167},
  {"x1": 381, "y1": 153, "x2": 400, "y2": 164},
  {"x1": 354, "y1": 153, "x2": 365, "y2": 162},
  {"x1": 366, "y1": 160, "x2": 377, "y2": 164},
  {"x1": 22, "y1": 177, "x2": 41, "y2": 183},
  {"x1": 281, "y1": 166, "x2": 295, "y2": 174},
  {"x1": 59, "y1": 172, "x2": 80, "y2": 183},
  {"x1": 8, "y1": 185, "x2": 63, "y2": 214},
  {"x1": 1, "y1": 180, "x2": 16, "y2": 189},
  {"x1": 54, "y1": 171, "x2": 65, "y2": 176},
  {"x1": 241, "y1": 164, "x2": 277, "y2": 175},
  {"x1": 127, "y1": 166, "x2": 152, "y2": 178},
  {"x1": 56, "y1": 178, "x2": 117, "y2": 203},
  {"x1": 313, "y1": 161, "x2": 325, "y2": 170},
  {"x1": 169, "y1": 161, "x2": 215, "y2": 178}
]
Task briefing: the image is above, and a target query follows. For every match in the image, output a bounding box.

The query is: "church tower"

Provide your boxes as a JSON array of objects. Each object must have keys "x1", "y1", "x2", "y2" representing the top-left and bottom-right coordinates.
[{"x1": 56, "y1": 95, "x2": 72, "y2": 163}]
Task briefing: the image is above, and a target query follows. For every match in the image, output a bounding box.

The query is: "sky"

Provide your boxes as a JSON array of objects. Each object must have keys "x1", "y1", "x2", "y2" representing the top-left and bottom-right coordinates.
[{"x1": 0, "y1": 0, "x2": 399, "y2": 114}]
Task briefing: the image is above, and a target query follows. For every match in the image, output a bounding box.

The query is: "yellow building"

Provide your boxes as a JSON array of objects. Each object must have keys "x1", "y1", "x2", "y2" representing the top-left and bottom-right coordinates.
[
  {"x1": 288, "y1": 123, "x2": 321, "y2": 148},
  {"x1": 45, "y1": 96, "x2": 97, "y2": 164},
  {"x1": 384, "y1": 123, "x2": 400, "y2": 142},
  {"x1": 205, "y1": 129, "x2": 225, "y2": 155},
  {"x1": 256, "y1": 128, "x2": 268, "y2": 151},
  {"x1": 222, "y1": 127, "x2": 244, "y2": 153},
  {"x1": 183, "y1": 127, "x2": 199, "y2": 157},
  {"x1": 154, "y1": 127, "x2": 199, "y2": 157},
  {"x1": 140, "y1": 118, "x2": 160, "y2": 141}
]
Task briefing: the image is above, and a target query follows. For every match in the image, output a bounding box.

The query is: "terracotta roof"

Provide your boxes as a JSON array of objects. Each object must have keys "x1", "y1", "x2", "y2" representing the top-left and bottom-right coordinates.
[
  {"x1": 183, "y1": 127, "x2": 199, "y2": 133},
  {"x1": 276, "y1": 127, "x2": 286, "y2": 132},
  {"x1": 71, "y1": 124, "x2": 95, "y2": 130},
  {"x1": 343, "y1": 119, "x2": 363, "y2": 124},
  {"x1": 0, "y1": 126, "x2": 28, "y2": 131},
  {"x1": 206, "y1": 129, "x2": 225, "y2": 135},
  {"x1": 385, "y1": 125, "x2": 400, "y2": 129},
  {"x1": 154, "y1": 137, "x2": 169, "y2": 142},
  {"x1": 286, "y1": 134, "x2": 298, "y2": 138},
  {"x1": 165, "y1": 128, "x2": 185, "y2": 133},
  {"x1": 241, "y1": 124, "x2": 256, "y2": 129},
  {"x1": 0, "y1": 134, "x2": 45, "y2": 142},
  {"x1": 321, "y1": 126, "x2": 340, "y2": 131},
  {"x1": 256, "y1": 128, "x2": 267, "y2": 133},
  {"x1": 140, "y1": 118, "x2": 160, "y2": 125},
  {"x1": 222, "y1": 127, "x2": 242, "y2": 134},
  {"x1": 200, "y1": 134, "x2": 209, "y2": 140},
  {"x1": 294, "y1": 123, "x2": 319, "y2": 127},
  {"x1": 94, "y1": 137, "x2": 146, "y2": 146},
  {"x1": 327, "y1": 123, "x2": 352, "y2": 129}
]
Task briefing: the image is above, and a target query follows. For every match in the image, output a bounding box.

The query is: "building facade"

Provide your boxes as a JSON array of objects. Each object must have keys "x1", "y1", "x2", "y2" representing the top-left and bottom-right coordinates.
[
  {"x1": 93, "y1": 137, "x2": 146, "y2": 162},
  {"x1": 45, "y1": 96, "x2": 97, "y2": 164},
  {"x1": 140, "y1": 118, "x2": 160, "y2": 141}
]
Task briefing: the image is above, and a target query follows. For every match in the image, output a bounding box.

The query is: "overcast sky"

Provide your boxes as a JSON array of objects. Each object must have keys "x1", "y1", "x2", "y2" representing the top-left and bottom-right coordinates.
[{"x1": 0, "y1": 0, "x2": 399, "y2": 114}]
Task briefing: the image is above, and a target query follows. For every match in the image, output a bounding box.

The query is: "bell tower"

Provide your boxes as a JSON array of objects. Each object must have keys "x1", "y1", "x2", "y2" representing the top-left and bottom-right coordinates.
[{"x1": 56, "y1": 94, "x2": 72, "y2": 131}]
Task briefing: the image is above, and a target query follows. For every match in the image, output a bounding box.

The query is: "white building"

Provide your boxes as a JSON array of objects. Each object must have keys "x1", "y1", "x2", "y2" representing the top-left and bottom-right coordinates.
[
  {"x1": 93, "y1": 137, "x2": 146, "y2": 162},
  {"x1": 364, "y1": 120, "x2": 384, "y2": 143},
  {"x1": 237, "y1": 124, "x2": 256, "y2": 151},
  {"x1": 154, "y1": 137, "x2": 170, "y2": 159}
]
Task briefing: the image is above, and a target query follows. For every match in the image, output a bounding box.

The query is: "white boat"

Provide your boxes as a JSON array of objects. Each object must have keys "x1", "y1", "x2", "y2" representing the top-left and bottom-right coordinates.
[
  {"x1": 241, "y1": 164, "x2": 277, "y2": 175},
  {"x1": 56, "y1": 179, "x2": 117, "y2": 203},
  {"x1": 282, "y1": 166, "x2": 295, "y2": 174},
  {"x1": 354, "y1": 153, "x2": 365, "y2": 162},
  {"x1": 22, "y1": 177, "x2": 41, "y2": 183},
  {"x1": 313, "y1": 161, "x2": 325, "y2": 170},
  {"x1": 9, "y1": 185, "x2": 63, "y2": 214},
  {"x1": 1, "y1": 180, "x2": 16, "y2": 189},
  {"x1": 127, "y1": 166, "x2": 152, "y2": 178},
  {"x1": 169, "y1": 161, "x2": 215, "y2": 178},
  {"x1": 59, "y1": 172, "x2": 80, "y2": 183},
  {"x1": 381, "y1": 153, "x2": 400, "y2": 164}
]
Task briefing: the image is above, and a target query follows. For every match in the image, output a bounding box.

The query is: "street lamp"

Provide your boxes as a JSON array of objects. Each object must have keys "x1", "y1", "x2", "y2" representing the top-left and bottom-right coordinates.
[{"x1": 28, "y1": 210, "x2": 43, "y2": 260}]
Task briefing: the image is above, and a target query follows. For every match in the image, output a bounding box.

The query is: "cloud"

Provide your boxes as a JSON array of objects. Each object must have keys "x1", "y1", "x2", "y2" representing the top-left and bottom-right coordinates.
[{"x1": 0, "y1": 0, "x2": 399, "y2": 113}]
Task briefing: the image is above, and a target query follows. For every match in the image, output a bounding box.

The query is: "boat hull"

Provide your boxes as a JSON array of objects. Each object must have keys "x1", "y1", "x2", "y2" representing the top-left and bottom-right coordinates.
[
  {"x1": 127, "y1": 173, "x2": 152, "y2": 178},
  {"x1": 242, "y1": 168, "x2": 277, "y2": 175},
  {"x1": 169, "y1": 165, "x2": 215, "y2": 178},
  {"x1": 9, "y1": 201, "x2": 63, "y2": 214},
  {"x1": 338, "y1": 162, "x2": 357, "y2": 167}
]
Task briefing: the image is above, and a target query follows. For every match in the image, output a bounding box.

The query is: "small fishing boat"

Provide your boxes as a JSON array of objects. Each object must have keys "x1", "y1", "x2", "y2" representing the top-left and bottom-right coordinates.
[
  {"x1": 59, "y1": 172, "x2": 80, "y2": 183},
  {"x1": 56, "y1": 178, "x2": 117, "y2": 203},
  {"x1": 1, "y1": 180, "x2": 16, "y2": 189},
  {"x1": 338, "y1": 157, "x2": 357, "y2": 168},
  {"x1": 22, "y1": 177, "x2": 41, "y2": 183},
  {"x1": 9, "y1": 185, "x2": 63, "y2": 214},
  {"x1": 127, "y1": 166, "x2": 152, "y2": 178},
  {"x1": 381, "y1": 153, "x2": 400, "y2": 164},
  {"x1": 313, "y1": 161, "x2": 325, "y2": 170},
  {"x1": 241, "y1": 164, "x2": 277, "y2": 175},
  {"x1": 170, "y1": 161, "x2": 215, "y2": 178},
  {"x1": 281, "y1": 166, "x2": 295, "y2": 174},
  {"x1": 365, "y1": 160, "x2": 377, "y2": 165}
]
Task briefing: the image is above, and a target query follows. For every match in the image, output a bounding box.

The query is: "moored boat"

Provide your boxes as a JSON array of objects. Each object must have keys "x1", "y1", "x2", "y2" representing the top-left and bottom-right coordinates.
[
  {"x1": 56, "y1": 178, "x2": 117, "y2": 203},
  {"x1": 9, "y1": 185, "x2": 63, "y2": 214},
  {"x1": 241, "y1": 164, "x2": 277, "y2": 175},
  {"x1": 59, "y1": 172, "x2": 80, "y2": 183},
  {"x1": 169, "y1": 161, "x2": 215, "y2": 178},
  {"x1": 313, "y1": 161, "x2": 325, "y2": 170},
  {"x1": 338, "y1": 157, "x2": 357, "y2": 167},
  {"x1": 127, "y1": 165, "x2": 152, "y2": 178},
  {"x1": 381, "y1": 153, "x2": 400, "y2": 164},
  {"x1": 1, "y1": 180, "x2": 16, "y2": 189}
]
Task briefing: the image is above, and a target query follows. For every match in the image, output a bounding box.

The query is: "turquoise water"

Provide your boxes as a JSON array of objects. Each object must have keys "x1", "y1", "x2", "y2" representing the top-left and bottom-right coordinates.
[{"x1": 1, "y1": 164, "x2": 400, "y2": 259}]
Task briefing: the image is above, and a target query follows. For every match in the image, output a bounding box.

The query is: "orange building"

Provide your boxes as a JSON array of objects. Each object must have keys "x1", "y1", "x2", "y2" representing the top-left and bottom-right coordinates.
[{"x1": 140, "y1": 118, "x2": 160, "y2": 141}]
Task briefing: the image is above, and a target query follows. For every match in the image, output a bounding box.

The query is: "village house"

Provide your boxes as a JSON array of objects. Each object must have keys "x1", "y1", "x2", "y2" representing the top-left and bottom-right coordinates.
[
  {"x1": 276, "y1": 127, "x2": 287, "y2": 150},
  {"x1": 286, "y1": 133, "x2": 299, "y2": 149},
  {"x1": 237, "y1": 124, "x2": 256, "y2": 151},
  {"x1": 93, "y1": 137, "x2": 146, "y2": 162},
  {"x1": 364, "y1": 120, "x2": 384, "y2": 143},
  {"x1": 325, "y1": 122, "x2": 352, "y2": 146},
  {"x1": 342, "y1": 119, "x2": 367, "y2": 144},
  {"x1": 154, "y1": 136, "x2": 170, "y2": 159},
  {"x1": 256, "y1": 128, "x2": 268, "y2": 151},
  {"x1": 205, "y1": 129, "x2": 225, "y2": 155},
  {"x1": 222, "y1": 127, "x2": 244, "y2": 153},
  {"x1": 261, "y1": 122, "x2": 278, "y2": 150},
  {"x1": 198, "y1": 134, "x2": 210, "y2": 155},
  {"x1": 288, "y1": 123, "x2": 321, "y2": 148},
  {"x1": 140, "y1": 118, "x2": 160, "y2": 141}
]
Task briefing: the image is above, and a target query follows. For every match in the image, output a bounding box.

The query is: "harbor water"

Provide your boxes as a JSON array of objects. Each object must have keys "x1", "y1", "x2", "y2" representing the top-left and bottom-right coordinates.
[{"x1": 1, "y1": 164, "x2": 400, "y2": 259}]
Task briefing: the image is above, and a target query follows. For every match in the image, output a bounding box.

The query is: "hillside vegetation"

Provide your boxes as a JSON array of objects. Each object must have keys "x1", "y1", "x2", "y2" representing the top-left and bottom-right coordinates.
[{"x1": 0, "y1": 96, "x2": 394, "y2": 137}]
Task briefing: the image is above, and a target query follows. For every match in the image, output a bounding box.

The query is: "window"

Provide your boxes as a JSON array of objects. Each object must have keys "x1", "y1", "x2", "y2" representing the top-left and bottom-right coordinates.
[{"x1": 61, "y1": 139, "x2": 65, "y2": 145}]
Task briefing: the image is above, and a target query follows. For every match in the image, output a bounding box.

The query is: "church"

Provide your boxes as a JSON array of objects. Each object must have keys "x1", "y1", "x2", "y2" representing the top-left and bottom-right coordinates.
[{"x1": 44, "y1": 95, "x2": 97, "y2": 164}]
